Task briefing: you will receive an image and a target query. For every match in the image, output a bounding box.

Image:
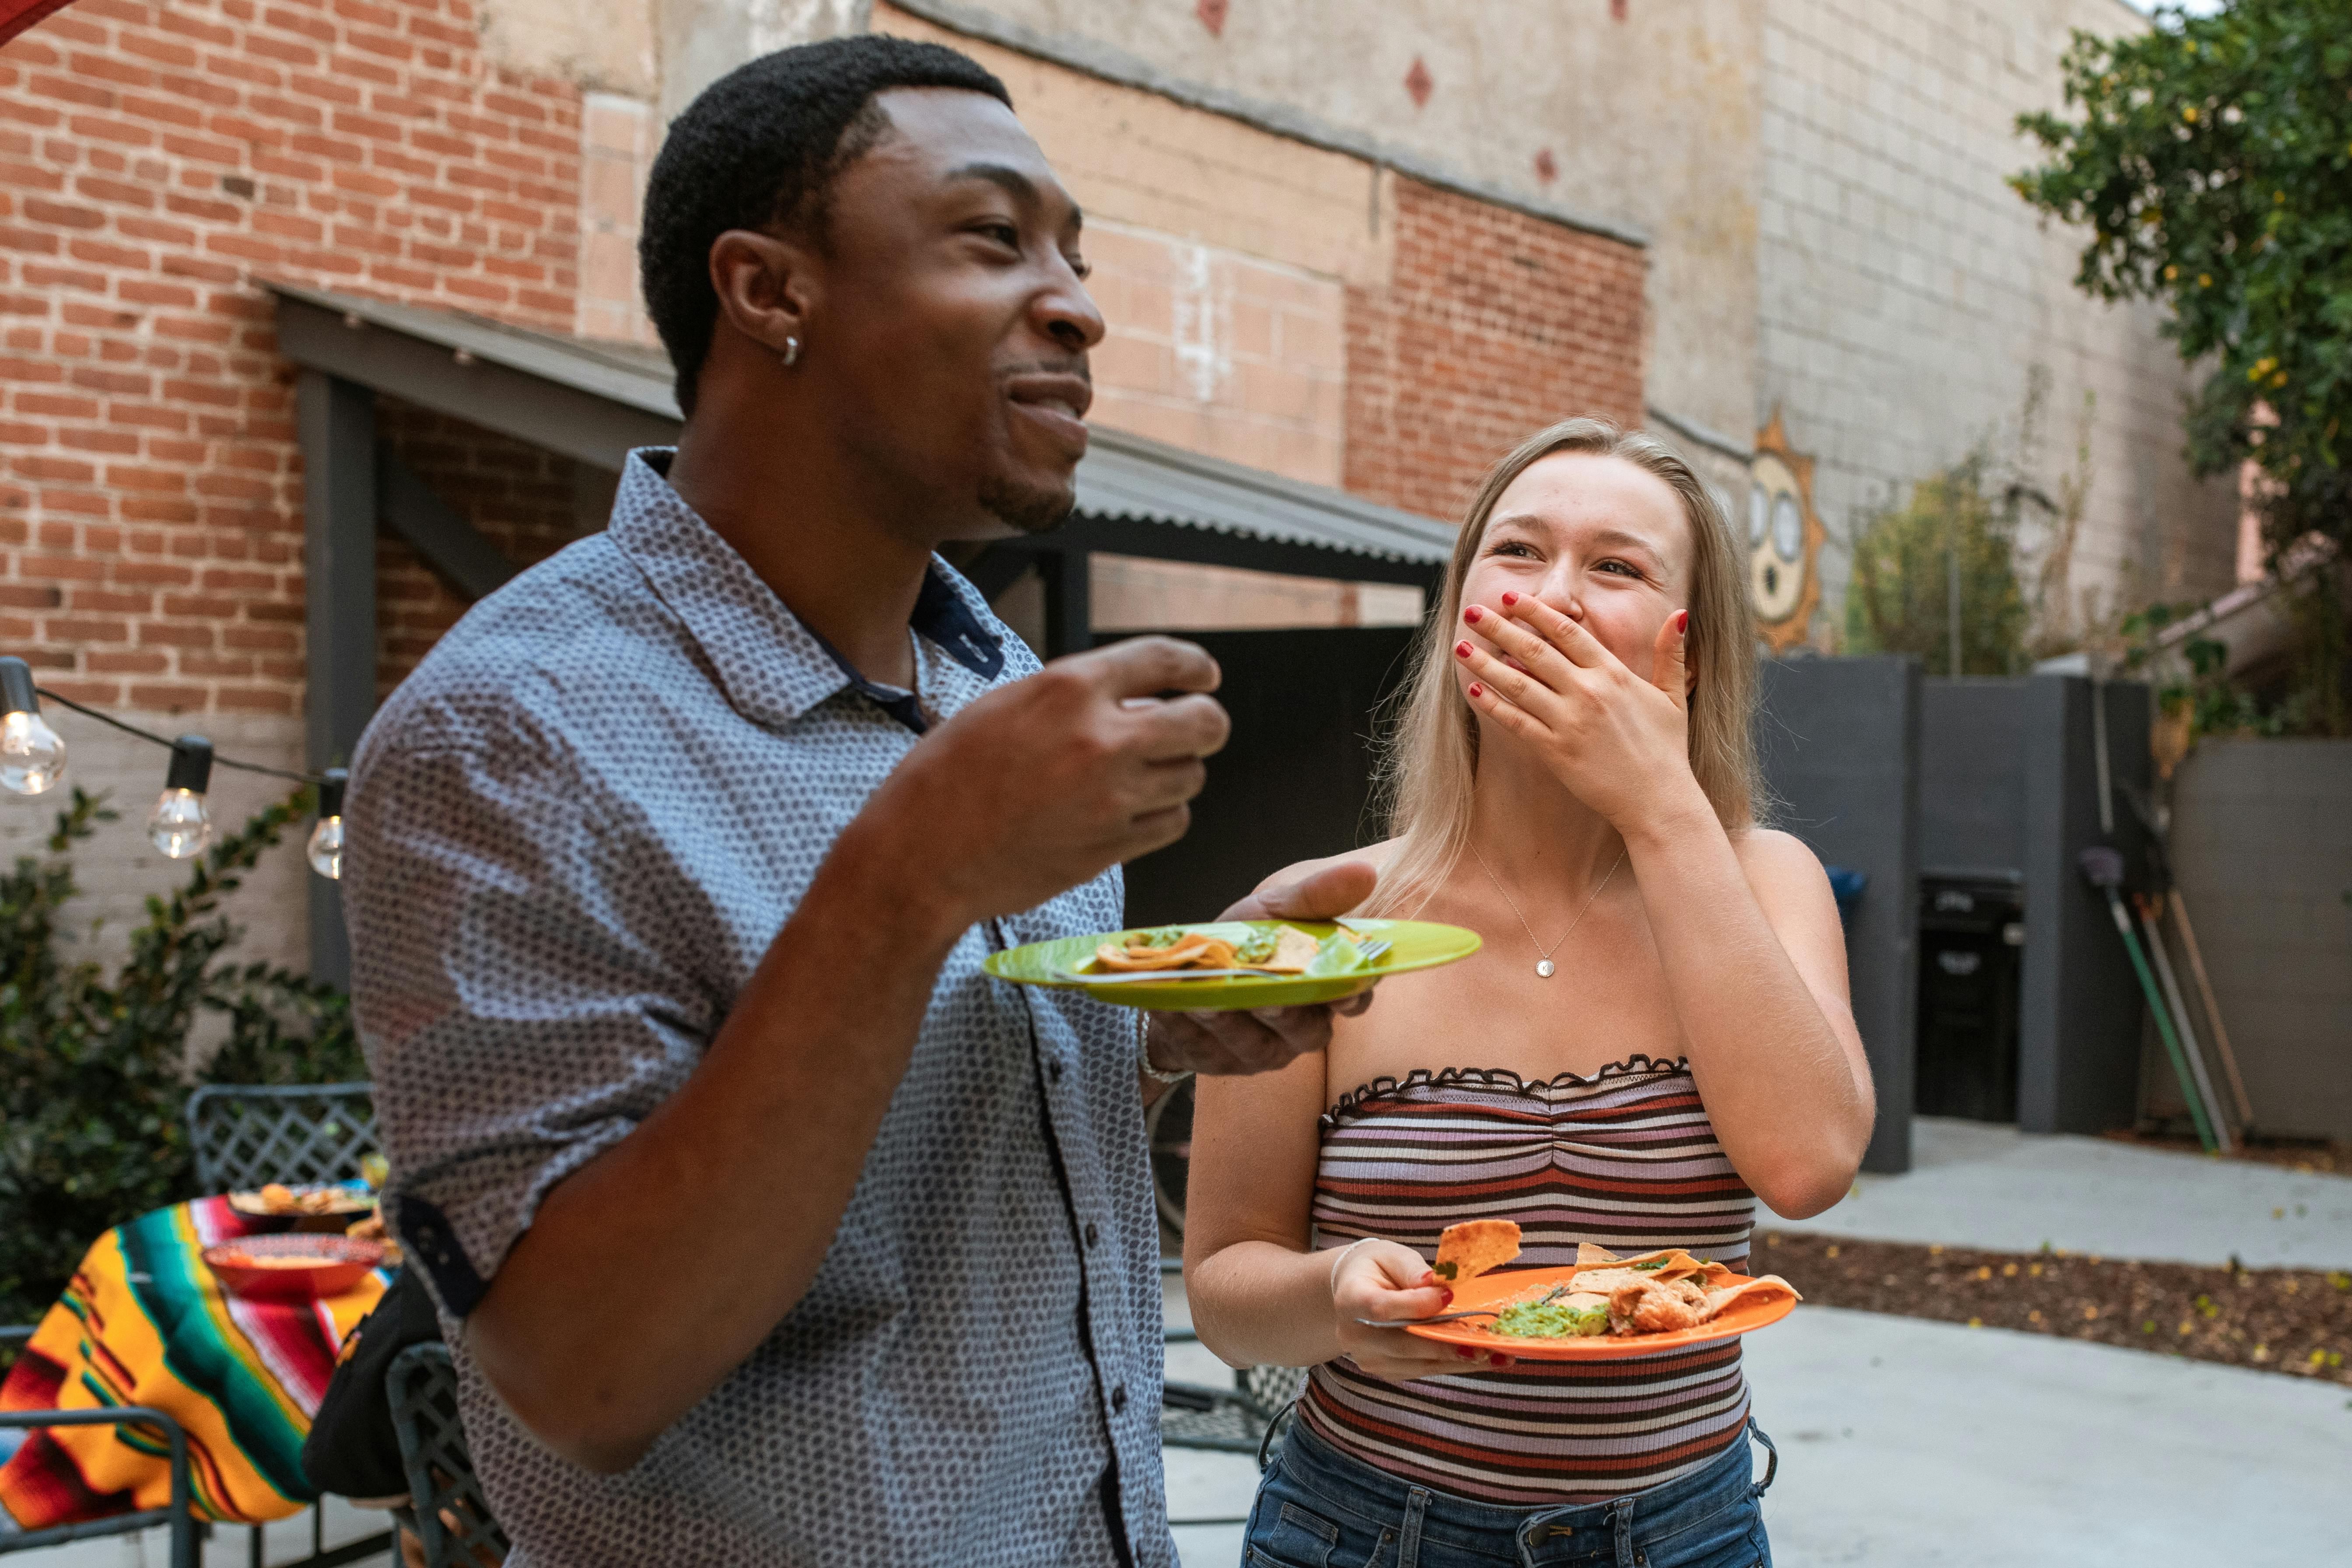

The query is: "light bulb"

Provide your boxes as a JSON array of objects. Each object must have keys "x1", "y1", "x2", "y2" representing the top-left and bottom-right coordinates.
[
  {"x1": 0, "y1": 656, "x2": 65, "y2": 794},
  {"x1": 0, "y1": 709, "x2": 66, "y2": 795},
  {"x1": 148, "y1": 786, "x2": 212, "y2": 859},
  {"x1": 306, "y1": 766, "x2": 347, "y2": 880},
  {"x1": 306, "y1": 814, "x2": 343, "y2": 879},
  {"x1": 150, "y1": 735, "x2": 215, "y2": 859}
]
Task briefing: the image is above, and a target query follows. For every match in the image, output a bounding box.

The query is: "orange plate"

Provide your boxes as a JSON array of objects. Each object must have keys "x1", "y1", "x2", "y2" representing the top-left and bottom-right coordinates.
[
  {"x1": 202, "y1": 1234, "x2": 383, "y2": 1301},
  {"x1": 1402, "y1": 1265, "x2": 1796, "y2": 1360}
]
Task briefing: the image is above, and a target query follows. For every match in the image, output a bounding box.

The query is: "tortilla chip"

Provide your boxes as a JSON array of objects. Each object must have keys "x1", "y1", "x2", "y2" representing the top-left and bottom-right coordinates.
[
  {"x1": 1091, "y1": 933, "x2": 1237, "y2": 972},
  {"x1": 1433, "y1": 1219, "x2": 1521, "y2": 1282},
  {"x1": 1570, "y1": 1245, "x2": 1722, "y2": 1284},
  {"x1": 1246, "y1": 927, "x2": 1324, "y2": 974},
  {"x1": 1700, "y1": 1274, "x2": 1802, "y2": 1320}
]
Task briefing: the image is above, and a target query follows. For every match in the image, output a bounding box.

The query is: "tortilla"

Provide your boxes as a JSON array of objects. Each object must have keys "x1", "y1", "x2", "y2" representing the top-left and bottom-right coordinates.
[
  {"x1": 1091, "y1": 934, "x2": 1237, "y2": 972},
  {"x1": 1250, "y1": 926, "x2": 1324, "y2": 974},
  {"x1": 1570, "y1": 1243, "x2": 1727, "y2": 1286},
  {"x1": 1433, "y1": 1219, "x2": 1521, "y2": 1282}
]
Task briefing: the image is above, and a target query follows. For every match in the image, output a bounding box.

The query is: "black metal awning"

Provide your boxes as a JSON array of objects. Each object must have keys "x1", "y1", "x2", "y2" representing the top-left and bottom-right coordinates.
[{"x1": 265, "y1": 281, "x2": 1451, "y2": 980}]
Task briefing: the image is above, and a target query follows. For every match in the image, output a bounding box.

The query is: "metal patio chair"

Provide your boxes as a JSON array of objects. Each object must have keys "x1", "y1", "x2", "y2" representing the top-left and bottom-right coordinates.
[
  {"x1": 0, "y1": 1361, "x2": 200, "y2": 1568},
  {"x1": 186, "y1": 1082, "x2": 381, "y2": 1195},
  {"x1": 388, "y1": 1343, "x2": 508, "y2": 1568}
]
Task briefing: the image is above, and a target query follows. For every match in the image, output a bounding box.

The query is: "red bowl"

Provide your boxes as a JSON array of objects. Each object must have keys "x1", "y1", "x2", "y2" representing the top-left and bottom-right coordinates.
[{"x1": 203, "y1": 1234, "x2": 385, "y2": 1300}]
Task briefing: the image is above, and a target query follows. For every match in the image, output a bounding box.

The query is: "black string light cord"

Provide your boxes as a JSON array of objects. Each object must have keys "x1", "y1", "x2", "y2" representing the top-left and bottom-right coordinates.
[{"x1": 35, "y1": 686, "x2": 328, "y2": 787}]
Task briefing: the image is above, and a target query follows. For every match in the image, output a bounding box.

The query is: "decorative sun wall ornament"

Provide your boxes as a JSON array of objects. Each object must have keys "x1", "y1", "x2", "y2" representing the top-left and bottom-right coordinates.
[{"x1": 1748, "y1": 408, "x2": 1825, "y2": 653}]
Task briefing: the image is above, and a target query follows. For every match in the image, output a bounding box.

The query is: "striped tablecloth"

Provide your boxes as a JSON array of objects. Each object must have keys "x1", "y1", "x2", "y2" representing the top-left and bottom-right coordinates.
[{"x1": 0, "y1": 1196, "x2": 389, "y2": 1532}]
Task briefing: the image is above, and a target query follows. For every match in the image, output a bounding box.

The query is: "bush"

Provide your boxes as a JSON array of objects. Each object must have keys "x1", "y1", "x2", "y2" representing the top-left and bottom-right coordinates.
[
  {"x1": 0, "y1": 786, "x2": 362, "y2": 1333},
  {"x1": 1844, "y1": 451, "x2": 2032, "y2": 676}
]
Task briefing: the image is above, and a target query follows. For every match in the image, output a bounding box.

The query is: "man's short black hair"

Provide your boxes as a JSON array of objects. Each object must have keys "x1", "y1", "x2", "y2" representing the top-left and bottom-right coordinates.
[{"x1": 639, "y1": 35, "x2": 1012, "y2": 415}]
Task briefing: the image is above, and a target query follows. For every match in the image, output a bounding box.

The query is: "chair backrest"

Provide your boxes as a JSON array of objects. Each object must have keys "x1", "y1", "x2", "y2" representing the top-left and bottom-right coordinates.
[
  {"x1": 388, "y1": 1342, "x2": 509, "y2": 1568},
  {"x1": 184, "y1": 1082, "x2": 379, "y2": 1194}
]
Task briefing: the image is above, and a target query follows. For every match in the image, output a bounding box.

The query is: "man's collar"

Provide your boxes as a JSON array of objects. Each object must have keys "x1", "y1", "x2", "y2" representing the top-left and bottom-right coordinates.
[{"x1": 606, "y1": 449, "x2": 1005, "y2": 732}]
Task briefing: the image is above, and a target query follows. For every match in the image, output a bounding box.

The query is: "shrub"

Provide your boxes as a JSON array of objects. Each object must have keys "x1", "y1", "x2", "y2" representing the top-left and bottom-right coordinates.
[
  {"x1": 1844, "y1": 451, "x2": 2032, "y2": 676},
  {"x1": 0, "y1": 786, "x2": 362, "y2": 1333}
]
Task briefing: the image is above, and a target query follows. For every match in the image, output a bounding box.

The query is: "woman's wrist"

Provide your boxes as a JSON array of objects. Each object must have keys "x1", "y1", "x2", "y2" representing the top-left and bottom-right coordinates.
[
  {"x1": 1326, "y1": 1238, "x2": 1374, "y2": 1306},
  {"x1": 1614, "y1": 775, "x2": 1719, "y2": 853}
]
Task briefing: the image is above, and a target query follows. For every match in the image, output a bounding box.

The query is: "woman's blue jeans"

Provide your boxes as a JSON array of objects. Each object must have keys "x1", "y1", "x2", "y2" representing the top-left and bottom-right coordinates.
[{"x1": 1242, "y1": 1418, "x2": 1777, "y2": 1568}]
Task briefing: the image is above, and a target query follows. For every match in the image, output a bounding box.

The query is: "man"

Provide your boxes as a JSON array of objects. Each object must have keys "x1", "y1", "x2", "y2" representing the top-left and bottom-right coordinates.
[{"x1": 343, "y1": 35, "x2": 1372, "y2": 1567}]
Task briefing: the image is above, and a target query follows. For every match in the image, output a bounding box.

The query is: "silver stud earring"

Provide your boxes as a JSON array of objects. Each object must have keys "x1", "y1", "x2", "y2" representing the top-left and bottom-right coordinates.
[{"x1": 781, "y1": 336, "x2": 802, "y2": 368}]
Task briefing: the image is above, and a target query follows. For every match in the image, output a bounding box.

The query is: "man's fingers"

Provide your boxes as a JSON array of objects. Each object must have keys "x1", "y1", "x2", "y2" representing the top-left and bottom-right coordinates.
[
  {"x1": 1073, "y1": 634, "x2": 1222, "y2": 698},
  {"x1": 1252, "y1": 859, "x2": 1379, "y2": 920},
  {"x1": 1126, "y1": 691, "x2": 1231, "y2": 761}
]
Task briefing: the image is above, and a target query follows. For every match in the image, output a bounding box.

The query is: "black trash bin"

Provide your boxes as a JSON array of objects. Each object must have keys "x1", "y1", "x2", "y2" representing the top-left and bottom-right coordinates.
[{"x1": 1914, "y1": 872, "x2": 2026, "y2": 1122}]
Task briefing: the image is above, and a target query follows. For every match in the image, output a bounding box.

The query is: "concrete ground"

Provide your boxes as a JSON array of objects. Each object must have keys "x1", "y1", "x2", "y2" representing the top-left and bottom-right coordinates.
[
  {"x1": 1764, "y1": 1116, "x2": 2352, "y2": 1268},
  {"x1": 1166, "y1": 1117, "x2": 2352, "y2": 1567}
]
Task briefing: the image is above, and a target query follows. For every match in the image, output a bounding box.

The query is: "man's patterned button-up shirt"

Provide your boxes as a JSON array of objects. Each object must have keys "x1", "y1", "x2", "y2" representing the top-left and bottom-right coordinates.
[{"x1": 343, "y1": 450, "x2": 1172, "y2": 1567}]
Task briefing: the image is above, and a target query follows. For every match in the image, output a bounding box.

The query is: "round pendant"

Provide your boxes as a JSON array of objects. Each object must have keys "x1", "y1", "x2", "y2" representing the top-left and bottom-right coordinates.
[{"x1": 1536, "y1": 959, "x2": 1555, "y2": 978}]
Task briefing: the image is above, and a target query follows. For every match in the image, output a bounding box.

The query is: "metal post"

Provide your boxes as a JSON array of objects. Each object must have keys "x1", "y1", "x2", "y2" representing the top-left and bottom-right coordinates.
[
  {"x1": 297, "y1": 372, "x2": 377, "y2": 990},
  {"x1": 1041, "y1": 549, "x2": 1092, "y2": 658}
]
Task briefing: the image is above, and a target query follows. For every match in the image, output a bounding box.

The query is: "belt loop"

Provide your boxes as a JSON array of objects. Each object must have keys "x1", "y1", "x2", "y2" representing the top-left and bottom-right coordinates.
[
  {"x1": 1398, "y1": 1484, "x2": 1432, "y2": 1568},
  {"x1": 1748, "y1": 1418, "x2": 1780, "y2": 1498},
  {"x1": 1615, "y1": 1498, "x2": 1637, "y2": 1567}
]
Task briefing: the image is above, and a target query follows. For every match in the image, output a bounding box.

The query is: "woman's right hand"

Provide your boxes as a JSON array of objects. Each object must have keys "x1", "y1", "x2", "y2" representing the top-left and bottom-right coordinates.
[{"x1": 1329, "y1": 1241, "x2": 1516, "y2": 1378}]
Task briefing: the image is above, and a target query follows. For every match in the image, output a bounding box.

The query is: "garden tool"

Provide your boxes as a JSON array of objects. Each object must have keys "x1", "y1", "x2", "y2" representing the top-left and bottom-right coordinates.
[{"x1": 2079, "y1": 847, "x2": 2217, "y2": 1153}]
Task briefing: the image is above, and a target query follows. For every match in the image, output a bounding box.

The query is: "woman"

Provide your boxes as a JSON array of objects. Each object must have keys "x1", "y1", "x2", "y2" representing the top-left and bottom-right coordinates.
[{"x1": 1180, "y1": 418, "x2": 1873, "y2": 1567}]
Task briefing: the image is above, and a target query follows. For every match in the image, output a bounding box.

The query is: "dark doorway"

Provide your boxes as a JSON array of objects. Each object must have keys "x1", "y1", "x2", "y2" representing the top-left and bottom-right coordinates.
[
  {"x1": 1914, "y1": 873, "x2": 2026, "y2": 1121},
  {"x1": 1118, "y1": 626, "x2": 1420, "y2": 925}
]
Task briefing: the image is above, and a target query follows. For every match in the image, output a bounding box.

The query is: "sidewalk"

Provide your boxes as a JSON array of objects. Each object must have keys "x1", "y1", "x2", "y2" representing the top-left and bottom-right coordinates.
[{"x1": 1764, "y1": 1116, "x2": 2352, "y2": 1268}]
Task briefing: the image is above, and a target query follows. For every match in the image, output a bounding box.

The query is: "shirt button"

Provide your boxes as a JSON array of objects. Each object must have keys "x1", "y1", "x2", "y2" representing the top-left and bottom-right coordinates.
[
  {"x1": 1084, "y1": 1221, "x2": 1100, "y2": 1249},
  {"x1": 1047, "y1": 1058, "x2": 1064, "y2": 1084},
  {"x1": 1110, "y1": 1385, "x2": 1128, "y2": 1413}
]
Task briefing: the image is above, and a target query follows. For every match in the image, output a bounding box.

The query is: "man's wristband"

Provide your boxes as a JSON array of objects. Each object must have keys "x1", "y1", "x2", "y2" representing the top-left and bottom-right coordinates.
[{"x1": 1136, "y1": 1011, "x2": 1193, "y2": 1086}]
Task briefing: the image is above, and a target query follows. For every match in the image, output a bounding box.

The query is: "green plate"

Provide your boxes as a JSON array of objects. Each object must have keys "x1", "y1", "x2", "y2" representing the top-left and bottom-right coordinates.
[{"x1": 984, "y1": 919, "x2": 1483, "y2": 1012}]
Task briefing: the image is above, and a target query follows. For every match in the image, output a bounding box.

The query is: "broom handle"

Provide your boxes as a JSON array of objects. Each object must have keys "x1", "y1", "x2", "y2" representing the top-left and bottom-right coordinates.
[
  {"x1": 2137, "y1": 896, "x2": 2233, "y2": 1153},
  {"x1": 2166, "y1": 892, "x2": 2254, "y2": 1127},
  {"x1": 2105, "y1": 891, "x2": 2216, "y2": 1153}
]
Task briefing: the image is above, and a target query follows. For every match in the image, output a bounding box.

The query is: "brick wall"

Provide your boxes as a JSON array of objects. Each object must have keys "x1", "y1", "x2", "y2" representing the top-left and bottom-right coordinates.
[
  {"x1": 1344, "y1": 175, "x2": 1646, "y2": 525},
  {"x1": 0, "y1": 0, "x2": 583, "y2": 721}
]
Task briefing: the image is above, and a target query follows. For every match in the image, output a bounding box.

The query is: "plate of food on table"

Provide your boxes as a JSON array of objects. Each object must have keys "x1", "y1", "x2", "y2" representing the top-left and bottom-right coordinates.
[
  {"x1": 984, "y1": 917, "x2": 1480, "y2": 1010},
  {"x1": 1384, "y1": 1220, "x2": 1801, "y2": 1359},
  {"x1": 227, "y1": 1181, "x2": 378, "y2": 1230}
]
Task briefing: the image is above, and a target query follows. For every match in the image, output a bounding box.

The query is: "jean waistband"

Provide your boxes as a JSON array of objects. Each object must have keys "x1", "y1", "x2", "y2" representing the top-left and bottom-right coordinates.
[{"x1": 1275, "y1": 1418, "x2": 1775, "y2": 1565}]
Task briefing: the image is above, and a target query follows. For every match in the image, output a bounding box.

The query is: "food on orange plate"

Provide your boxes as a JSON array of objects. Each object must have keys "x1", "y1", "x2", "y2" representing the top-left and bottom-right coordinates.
[
  {"x1": 232, "y1": 1183, "x2": 370, "y2": 1217},
  {"x1": 1433, "y1": 1219, "x2": 1521, "y2": 1282},
  {"x1": 208, "y1": 1248, "x2": 337, "y2": 1270},
  {"x1": 1485, "y1": 1243, "x2": 1800, "y2": 1339}
]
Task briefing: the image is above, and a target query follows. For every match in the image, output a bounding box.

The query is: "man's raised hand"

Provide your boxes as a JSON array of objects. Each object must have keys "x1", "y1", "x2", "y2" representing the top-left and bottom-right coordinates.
[{"x1": 870, "y1": 636, "x2": 1231, "y2": 927}]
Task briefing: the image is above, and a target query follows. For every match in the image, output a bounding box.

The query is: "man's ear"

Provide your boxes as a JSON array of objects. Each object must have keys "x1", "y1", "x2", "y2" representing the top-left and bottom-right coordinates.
[{"x1": 707, "y1": 228, "x2": 817, "y2": 361}]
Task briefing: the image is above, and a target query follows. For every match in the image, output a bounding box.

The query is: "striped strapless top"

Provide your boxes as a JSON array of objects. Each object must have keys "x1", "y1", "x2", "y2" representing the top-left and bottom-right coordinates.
[{"x1": 1300, "y1": 1057, "x2": 1757, "y2": 1505}]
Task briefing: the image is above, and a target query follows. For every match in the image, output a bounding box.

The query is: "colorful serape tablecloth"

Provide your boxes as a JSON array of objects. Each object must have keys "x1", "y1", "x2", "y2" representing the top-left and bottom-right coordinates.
[{"x1": 0, "y1": 1196, "x2": 390, "y2": 1533}]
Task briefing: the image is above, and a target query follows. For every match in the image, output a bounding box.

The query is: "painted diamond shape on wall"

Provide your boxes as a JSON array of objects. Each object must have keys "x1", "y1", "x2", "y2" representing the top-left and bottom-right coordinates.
[
  {"x1": 1404, "y1": 56, "x2": 1433, "y2": 108},
  {"x1": 1196, "y1": 0, "x2": 1227, "y2": 38}
]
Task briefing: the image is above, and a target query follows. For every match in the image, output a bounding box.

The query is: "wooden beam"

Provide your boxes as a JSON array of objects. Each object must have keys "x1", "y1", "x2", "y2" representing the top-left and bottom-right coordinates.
[{"x1": 378, "y1": 446, "x2": 521, "y2": 602}]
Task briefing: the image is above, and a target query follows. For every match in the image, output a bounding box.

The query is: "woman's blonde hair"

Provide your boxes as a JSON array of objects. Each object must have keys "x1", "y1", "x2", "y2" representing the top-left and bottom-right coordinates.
[{"x1": 1363, "y1": 417, "x2": 1764, "y2": 916}]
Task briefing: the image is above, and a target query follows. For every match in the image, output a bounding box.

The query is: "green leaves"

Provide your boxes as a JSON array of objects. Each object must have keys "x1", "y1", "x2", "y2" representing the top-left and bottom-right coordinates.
[
  {"x1": 0, "y1": 786, "x2": 361, "y2": 1331},
  {"x1": 2013, "y1": 0, "x2": 2352, "y2": 566},
  {"x1": 1844, "y1": 451, "x2": 2033, "y2": 676}
]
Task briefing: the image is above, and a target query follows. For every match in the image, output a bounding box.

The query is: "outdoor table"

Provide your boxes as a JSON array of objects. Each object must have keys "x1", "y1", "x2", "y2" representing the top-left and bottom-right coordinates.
[{"x1": 0, "y1": 1195, "x2": 391, "y2": 1535}]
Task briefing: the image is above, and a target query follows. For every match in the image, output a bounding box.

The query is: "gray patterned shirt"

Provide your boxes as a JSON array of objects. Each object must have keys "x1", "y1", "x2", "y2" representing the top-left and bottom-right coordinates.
[{"x1": 343, "y1": 450, "x2": 1172, "y2": 1567}]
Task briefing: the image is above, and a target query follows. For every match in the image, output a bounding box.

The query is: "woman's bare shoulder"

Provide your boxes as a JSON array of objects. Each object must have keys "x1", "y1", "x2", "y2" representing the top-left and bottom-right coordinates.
[
  {"x1": 1728, "y1": 825, "x2": 1832, "y2": 892},
  {"x1": 1250, "y1": 839, "x2": 1399, "y2": 899}
]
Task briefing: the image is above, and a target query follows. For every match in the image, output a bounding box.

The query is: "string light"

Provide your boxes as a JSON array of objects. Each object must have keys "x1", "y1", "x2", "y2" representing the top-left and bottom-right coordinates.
[
  {"x1": 306, "y1": 768, "x2": 347, "y2": 880},
  {"x1": 148, "y1": 736, "x2": 215, "y2": 860},
  {"x1": 0, "y1": 658, "x2": 67, "y2": 796},
  {"x1": 0, "y1": 667, "x2": 346, "y2": 879}
]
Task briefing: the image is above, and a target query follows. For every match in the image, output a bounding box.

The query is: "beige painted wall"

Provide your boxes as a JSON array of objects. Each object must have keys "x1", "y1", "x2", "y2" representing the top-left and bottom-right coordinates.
[
  {"x1": 1757, "y1": 0, "x2": 2238, "y2": 648},
  {"x1": 911, "y1": 0, "x2": 1762, "y2": 473},
  {"x1": 475, "y1": 0, "x2": 662, "y2": 97}
]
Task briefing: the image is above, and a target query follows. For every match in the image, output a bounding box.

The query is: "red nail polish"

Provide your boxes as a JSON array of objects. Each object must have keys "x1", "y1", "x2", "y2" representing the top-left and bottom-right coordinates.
[
  {"x1": 1467, "y1": 683, "x2": 1483, "y2": 699},
  {"x1": 1455, "y1": 640, "x2": 1473, "y2": 658},
  {"x1": 1675, "y1": 609, "x2": 1690, "y2": 634},
  {"x1": 1463, "y1": 604, "x2": 1483, "y2": 624},
  {"x1": 1456, "y1": 1348, "x2": 1476, "y2": 1360},
  {"x1": 1501, "y1": 591, "x2": 1519, "y2": 606},
  {"x1": 1441, "y1": 1289, "x2": 1455, "y2": 1306}
]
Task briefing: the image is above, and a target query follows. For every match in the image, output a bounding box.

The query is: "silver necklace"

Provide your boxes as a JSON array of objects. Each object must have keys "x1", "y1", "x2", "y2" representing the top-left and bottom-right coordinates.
[{"x1": 1470, "y1": 844, "x2": 1626, "y2": 979}]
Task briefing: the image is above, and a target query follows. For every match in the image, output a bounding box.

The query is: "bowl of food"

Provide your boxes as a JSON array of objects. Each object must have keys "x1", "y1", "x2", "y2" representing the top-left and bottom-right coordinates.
[
  {"x1": 226, "y1": 1183, "x2": 377, "y2": 1233},
  {"x1": 203, "y1": 1234, "x2": 385, "y2": 1300}
]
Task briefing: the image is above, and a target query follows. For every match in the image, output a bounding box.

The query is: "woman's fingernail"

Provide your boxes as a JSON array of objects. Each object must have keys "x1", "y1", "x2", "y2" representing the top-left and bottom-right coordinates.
[
  {"x1": 1675, "y1": 609, "x2": 1690, "y2": 635},
  {"x1": 1463, "y1": 604, "x2": 1483, "y2": 624},
  {"x1": 1455, "y1": 1348, "x2": 1477, "y2": 1360},
  {"x1": 1501, "y1": 591, "x2": 1519, "y2": 606},
  {"x1": 1467, "y1": 683, "x2": 1484, "y2": 699},
  {"x1": 1455, "y1": 640, "x2": 1473, "y2": 658},
  {"x1": 1491, "y1": 1354, "x2": 1515, "y2": 1368},
  {"x1": 1441, "y1": 1290, "x2": 1455, "y2": 1306}
]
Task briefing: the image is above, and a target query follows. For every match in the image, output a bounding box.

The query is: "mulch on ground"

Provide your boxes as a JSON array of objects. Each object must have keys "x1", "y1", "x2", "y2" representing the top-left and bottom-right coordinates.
[
  {"x1": 2100, "y1": 1126, "x2": 2348, "y2": 1176},
  {"x1": 1757, "y1": 1230, "x2": 2352, "y2": 1390}
]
